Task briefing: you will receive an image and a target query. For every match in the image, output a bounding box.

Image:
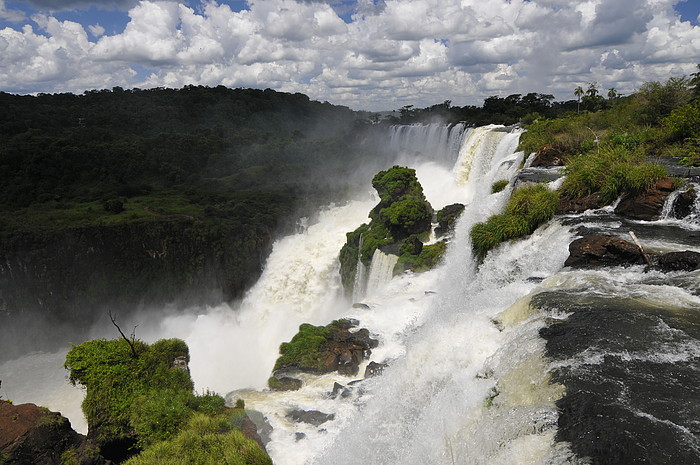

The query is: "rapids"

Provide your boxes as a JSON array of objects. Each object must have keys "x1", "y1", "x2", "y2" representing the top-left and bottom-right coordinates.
[{"x1": 2, "y1": 123, "x2": 699, "y2": 464}]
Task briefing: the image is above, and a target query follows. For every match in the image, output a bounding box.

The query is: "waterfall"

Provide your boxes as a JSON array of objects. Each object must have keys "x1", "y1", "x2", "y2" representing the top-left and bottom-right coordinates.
[
  {"x1": 6, "y1": 123, "x2": 699, "y2": 464},
  {"x1": 365, "y1": 249, "x2": 399, "y2": 297},
  {"x1": 389, "y1": 123, "x2": 469, "y2": 168}
]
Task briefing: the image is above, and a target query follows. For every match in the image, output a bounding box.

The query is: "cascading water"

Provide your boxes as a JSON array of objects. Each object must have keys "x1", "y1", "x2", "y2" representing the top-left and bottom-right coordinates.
[
  {"x1": 4, "y1": 123, "x2": 699, "y2": 464},
  {"x1": 364, "y1": 249, "x2": 399, "y2": 297}
]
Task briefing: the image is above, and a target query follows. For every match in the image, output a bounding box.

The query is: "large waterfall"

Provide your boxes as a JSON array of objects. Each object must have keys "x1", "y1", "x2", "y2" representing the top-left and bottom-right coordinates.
[{"x1": 2, "y1": 123, "x2": 699, "y2": 464}]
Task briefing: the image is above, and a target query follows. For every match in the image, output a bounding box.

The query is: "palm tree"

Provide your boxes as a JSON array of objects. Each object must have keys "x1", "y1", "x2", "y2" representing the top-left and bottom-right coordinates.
[
  {"x1": 574, "y1": 86, "x2": 584, "y2": 112},
  {"x1": 607, "y1": 87, "x2": 618, "y2": 100},
  {"x1": 586, "y1": 82, "x2": 599, "y2": 97}
]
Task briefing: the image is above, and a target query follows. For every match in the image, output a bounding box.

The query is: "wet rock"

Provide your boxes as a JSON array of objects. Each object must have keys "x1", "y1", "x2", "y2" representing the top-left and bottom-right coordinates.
[
  {"x1": 268, "y1": 374, "x2": 303, "y2": 391},
  {"x1": 615, "y1": 178, "x2": 675, "y2": 221},
  {"x1": 557, "y1": 193, "x2": 606, "y2": 214},
  {"x1": 286, "y1": 409, "x2": 334, "y2": 426},
  {"x1": 295, "y1": 432, "x2": 306, "y2": 441},
  {"x1": 564, "y1": 235, "x2": 646, "y2": 268},
  {"x1": 364, "y1": 361, "x2": 388, "y2": 378},
  {"x1": 672, "y1": 189, "x2": 697, "y2": 219},
  {"x1": 0, "y1": 400, "x2": 107, "y2": 465},
  {"x1": 516, "y1": 167, "x2": 565, "y2": 186},
  {"x1": 330, "y1": 382, "x2": 351, "y2": 399},
  {"x1": 653, "y1": 251, "x2": 700, "y2": 272},
  {"x1": 435, "y1": 203, "x2": 465, "y2": 237},
  {"x1": 531, "y1": 145, "x2": 566, "y2": 167},
  {"x1": 351, "y1": 303, "x2": 370, "y2": 309}
]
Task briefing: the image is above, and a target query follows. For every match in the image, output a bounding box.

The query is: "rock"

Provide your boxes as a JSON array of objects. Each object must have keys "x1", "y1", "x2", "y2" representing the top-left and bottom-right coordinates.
[
  {"x1": 435, "y1": 203, "x2": 465, "y2": 236},
  {"x1": 564, "y1": 235, "x2": 646, "y2": 268},
  {"x1": 272, "y1": 320, "x2": 379, "y2": 377},
  {"x1": 653, "y1": 251, "x2": 700, "y2": 272},
  {"x1": 401, "y1": 236, "x2": 423, "y2": 255},
  {"x1": 286, "y1": 409, "x2": 335, "y2": 426},
  {"x1": 0, "y1": 400, "x2": 107, "y2": 465},
  {"x1": 364, "y1": 361, "x2": 388, "y2": 378},
  {"x1": 295, "y1": 432, "x2": 306, "y2": 441},
  {"x1": 352, "y1": 303, "x2": 370, "y2": 309},
  {"x1": 672, "y1": 189, "x2": 697, "y2": 219},
  {"x1": 268, "y1": 375, "x2": 303, "y2": 391},
  {"x1": 531, "y1": 145, "x2": 566, "y2": 167},
  {"x1": 238, "y1": 412, "x2": 268, "y2": 453},
  {"x1": 330, "y1": 382, "x2": 351, "y2": 399},
  {"x1": 557, "y1": 193, "x2": 606, "y2": 214},
  {"x1": 516, "y1": 167, "x2": 565, "y2": 186},
  {"x1": 615, "y1": 178, "x2": 675, "y2": 221}
]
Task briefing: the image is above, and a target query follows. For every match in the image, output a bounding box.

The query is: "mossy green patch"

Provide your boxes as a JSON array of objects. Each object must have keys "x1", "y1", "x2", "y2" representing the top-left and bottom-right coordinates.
[
  {"x1": 394, "y1": 241, "x2": 447, "y2": 274},
  {"x1": 64, "y1": 338, "x2": 226, "y2": 451},
  {"x1": 273, "y1": 323, "x2": 331, "y2": 372},
  {"x1": 471, "y1": 184, "x2": 559, "y2": 259},
  {"x1": 123, "y1": 412, "x2": 271, "y2": 465},
  {"x1": 491, "y1": 180, "x2": 509, "y2": 193}
]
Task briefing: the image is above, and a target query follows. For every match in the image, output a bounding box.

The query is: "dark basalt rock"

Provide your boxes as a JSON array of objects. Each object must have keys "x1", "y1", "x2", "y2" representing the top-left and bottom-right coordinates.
[
  {"x1": 435, "y1": 203, "x2": 465, "y2": 237},
  {"x1": 364, "y1": 361, "x2": 388, "y2": 378},
  {"x1": 556, "y1": 193, "x2": 606, "y2": 214},
  {"x1": 286, "y1": 409, "x2": 334, "y2": 426},
  {"x1": 615, "y1": 178, "x2": 675, "y2": 221},
  {"x1": 531, "y1": 145, "x2": 566, "y2": 167},
  {"x1": 351, "y1": 303, "x2": 370, "y2": 309},
  {"x1": 565, "y1": 235, "x2": 645, "y2": 268},
  {"x1": 268, "y1": 374, "x2": 303, "y2": 392},
  {"x1": 653, "y1": 251, "x2": 700, "y2": 272},
  {"x1": 0, "y1": 401, "x2": 107, "y2": 465},
  {"x1": 330, "y1": 382, "x2": 351, "y2": 399},
  {"x1": 672, "y1": 189, "x2": 697, "y2": 219}
]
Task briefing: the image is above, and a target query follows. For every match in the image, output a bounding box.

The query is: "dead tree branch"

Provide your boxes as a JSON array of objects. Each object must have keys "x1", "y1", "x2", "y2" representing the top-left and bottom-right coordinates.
[{"x1": 108, "y1": 310, "x2": 138, "y2": 358}]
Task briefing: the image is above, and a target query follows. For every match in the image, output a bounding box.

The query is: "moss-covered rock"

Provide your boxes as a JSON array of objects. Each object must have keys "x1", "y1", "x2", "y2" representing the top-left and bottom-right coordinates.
[
  {"x1": 394, "y1": 241, "x2": 448, "y2": 274},
  {"x1": 270, "y1": 319, "x2": 378, "y2": 380},
  {"x1": 339, "y1": 166, "x2": 434, "y2": 296},
  {"x1": 435, "y1": 203, "x2": 465, "y2": 237},
  {"x1": 64, "y1": 338, "x2": 228, "y2": 462}
]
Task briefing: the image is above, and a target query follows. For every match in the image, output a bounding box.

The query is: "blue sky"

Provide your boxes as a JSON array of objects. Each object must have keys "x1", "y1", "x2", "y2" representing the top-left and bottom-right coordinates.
[{"x1": 1, "y1": 0, "x2": 699, "y2": 110}]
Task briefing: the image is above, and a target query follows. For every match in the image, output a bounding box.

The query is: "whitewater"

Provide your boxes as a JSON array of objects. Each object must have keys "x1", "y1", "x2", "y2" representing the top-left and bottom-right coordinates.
[{"x1": 2, "y1": 123, "x2": 699, "y2": 464}]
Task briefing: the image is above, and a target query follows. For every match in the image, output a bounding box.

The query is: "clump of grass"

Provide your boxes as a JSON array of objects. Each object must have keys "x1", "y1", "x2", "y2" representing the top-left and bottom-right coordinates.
[
  {"x1": 124, "y1": 413, "x2": 271, "y2": 465},
  {"x1": 273, "y1": 323, "x2": 330, "y2": 372},
  {"x1": 561, "y1": 145, "x2": 667, "y2": 204},
  {"x1": 491, "y1": 180, "x2": 509, "y2": 193},
  {"x1": 471, "y1": 184, "x2": 559, "y2": 258}
]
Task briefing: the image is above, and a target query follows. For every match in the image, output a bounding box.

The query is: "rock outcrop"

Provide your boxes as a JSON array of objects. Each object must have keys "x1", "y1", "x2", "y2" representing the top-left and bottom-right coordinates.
[
  {"x1": 0, "y1": 401, "x2": 107, "y2": 465},
  {"x1": 653, "y1": 251, "x2": 700, "y2": 272},
  {"x1": 565, "y1": 235, "x2": 646, "y2": 268},
  {"x1": 557, "y1": 193, "x2": 606, "y2": 214},
  {"x1": 285, "y1": 409, "x2": 334, "y2": 426},
  {"x1": 435, "y1": 203, "x2": 465, "y2": 237},
  {"x1": 615, "y1": 178, "x2": 675, "y2": 221},
  {"x1": 671, "y1": 189, "x2": 697, "y2": 219},
  {"x1": 531, "y1": 145, "x2": 566, "y2": 167},
  {"x1": 269, "y1": 319, "x2": 379, "y2": 388}
]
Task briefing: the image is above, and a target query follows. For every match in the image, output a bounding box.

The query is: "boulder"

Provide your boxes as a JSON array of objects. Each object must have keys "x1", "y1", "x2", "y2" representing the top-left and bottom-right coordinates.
[
  {"x1": 531, "y1": 145, "x2": 566, "y2": 167},
  {"x1": 330, "y1": 382, "x2": 351, "y2": 399},
  {"x1": 285, "y1": 409, "x2": 334, "y2": 426},
  {"x1": 0, "y1": 401, "x2": 107, "y2": 465},
  {"x1": 672, "y1": 189, "x2": 697, "y2": 219},
  {"x1": 654, "y1": 251, "x2": 700, "y2": 272},
  {"x1": 435, "y1": 203, "x2": 465, "y2": 237},
  {"x1": 557, "y1": 193, "x2": 606, "y2": 214},
  {"x1": 364, "y1": 361, "x2": 388, "y2": 378},
  {"x1": 564, "y1": 235, "x2": 646, "y2": 268},
  {"x1": 268, "y1": 375, "x2": 303, "y2": 392},
  {"x1": 615, "y1": 178, "x2": 675, "y2": 221}
]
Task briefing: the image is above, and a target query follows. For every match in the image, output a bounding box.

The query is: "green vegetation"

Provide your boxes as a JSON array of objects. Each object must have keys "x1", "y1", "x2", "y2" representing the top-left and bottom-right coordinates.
[
  {"x1": 471, "y1": 185, "x2": 559, "y2": 258},
  {"x1": 64, "y1": 338, "x2": 227, "y2": 451},
  {"x1": 394, "y1": 241, "x2": 447, "y2": 274},
  {"x1": 123, "y1": 412, "x2": 271, "y2": 465},
  {"x1": 491, "y1": 180, "x2": 509, "y2": 193},
  {"x1": 273, "y1": 323, "x2": 331, "y2": 372}
]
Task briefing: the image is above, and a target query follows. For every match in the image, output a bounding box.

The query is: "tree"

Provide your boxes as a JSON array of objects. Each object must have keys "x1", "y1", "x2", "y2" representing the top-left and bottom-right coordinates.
[
  {"x1": 574, "y1": 86, "x2": 584, "y2": 112},
  {"x1": 607, "y1": 87, "x2": 618, "y2": 100},
  {"x1": 586, "y1": 82, "x2": 599, "y2": 97},
  {"x1": 690, "y1": 64, "x2": 700, "y2": 99}
]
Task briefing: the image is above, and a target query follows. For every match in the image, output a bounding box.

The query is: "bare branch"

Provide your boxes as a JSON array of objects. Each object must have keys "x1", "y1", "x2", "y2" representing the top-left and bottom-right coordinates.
[{"x1": 108, "y1": 310, "x2": 138, "y2": 358}]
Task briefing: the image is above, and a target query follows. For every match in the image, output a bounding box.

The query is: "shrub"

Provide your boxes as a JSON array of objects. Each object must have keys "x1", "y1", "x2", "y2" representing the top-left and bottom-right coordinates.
[
  {"x1": 662, "y1": 102, "x2": 700, "y2": 143},
  {"x1": 491, "y1": 180, "x2": 509, "y2": 193},
  {"x1": 471, "y1": 184, "x2": 559, "y2": 258},
  {"x1": 124, "y1": 413, "x2": 271, "y2": 465}
]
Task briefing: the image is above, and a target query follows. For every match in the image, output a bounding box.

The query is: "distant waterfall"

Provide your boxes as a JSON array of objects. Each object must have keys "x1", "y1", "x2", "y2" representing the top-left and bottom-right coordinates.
[{"x1": 389, "y1": 123, "x2": 469, "y2": 167}]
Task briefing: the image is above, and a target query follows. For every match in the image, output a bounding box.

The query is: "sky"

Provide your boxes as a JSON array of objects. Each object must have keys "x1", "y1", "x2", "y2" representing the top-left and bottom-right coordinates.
[{"x1": 1, "y1": 0, "x2": 699, "y2": 111}]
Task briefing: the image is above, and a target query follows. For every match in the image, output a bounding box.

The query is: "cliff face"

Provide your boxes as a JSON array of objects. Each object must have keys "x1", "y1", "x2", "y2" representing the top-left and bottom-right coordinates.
[{"x1": 0, "y1": 217, "x2": 276, "y2": 359}]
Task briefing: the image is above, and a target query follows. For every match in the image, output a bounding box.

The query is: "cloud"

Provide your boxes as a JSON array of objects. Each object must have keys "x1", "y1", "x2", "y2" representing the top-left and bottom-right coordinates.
[
  {"x1": 0, "y1": 0, "x2": 27, "y2": 21},
  {"x1": 1, "y1": 0, "x2": 700, "y2": 110}
]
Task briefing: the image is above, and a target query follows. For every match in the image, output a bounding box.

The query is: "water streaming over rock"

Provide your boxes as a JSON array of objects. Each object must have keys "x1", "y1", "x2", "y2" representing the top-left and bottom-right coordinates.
[{"x1": 3, "y1": 123, "x2": 699, "y2": 464}]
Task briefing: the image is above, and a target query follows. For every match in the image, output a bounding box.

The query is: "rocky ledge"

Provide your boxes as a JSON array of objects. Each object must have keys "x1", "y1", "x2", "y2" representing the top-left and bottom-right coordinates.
[{"x1": 0, "y1": 400, "x2": 107, "y2": 465}]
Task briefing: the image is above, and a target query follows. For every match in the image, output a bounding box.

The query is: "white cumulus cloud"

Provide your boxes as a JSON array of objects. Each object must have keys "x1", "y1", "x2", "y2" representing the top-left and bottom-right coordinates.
[{"x1": 0, "y1": 0, "x2": 699, "y2": 110}]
